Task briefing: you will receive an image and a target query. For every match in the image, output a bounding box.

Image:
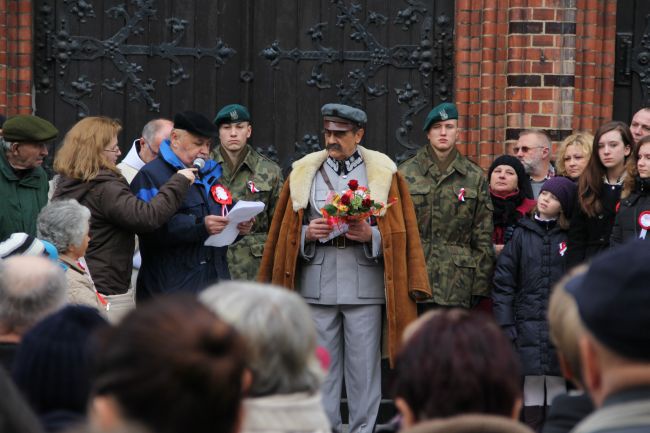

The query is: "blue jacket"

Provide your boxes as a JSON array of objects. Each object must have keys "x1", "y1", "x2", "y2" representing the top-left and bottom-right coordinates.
[{"x1": 131, "y1": 141, "x2": 230, "y2": 301}]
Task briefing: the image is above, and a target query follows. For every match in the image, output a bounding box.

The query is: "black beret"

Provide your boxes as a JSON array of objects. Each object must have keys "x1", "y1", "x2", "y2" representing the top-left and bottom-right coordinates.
[
  {"x1": 566, "y1": 240, "x2": 650, "y2": 361},
  {"x1": 2, "y1": 115, "x2": 58, "y2": 143},
  {"x1": 173, "y1": 111, "x2": 219, "y2": 138}
]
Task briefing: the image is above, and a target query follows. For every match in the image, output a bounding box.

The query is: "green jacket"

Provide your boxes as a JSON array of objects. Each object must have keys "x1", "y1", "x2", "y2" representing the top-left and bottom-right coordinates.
[
  {"x1": 399, "y1": 145, "x2": 494, "y2": 307},
  {"x1": 0, "y1": 150, "x2": 49, "y2": 241},
  {"x1": 212, "y1": 145, "x2": 283, "y2": 280}
]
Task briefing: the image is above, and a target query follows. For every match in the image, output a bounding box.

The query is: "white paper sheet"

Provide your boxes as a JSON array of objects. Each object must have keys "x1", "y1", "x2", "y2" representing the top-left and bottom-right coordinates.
[{"x1": 204, "y1": 201, "x2": 266, "y2": 247}]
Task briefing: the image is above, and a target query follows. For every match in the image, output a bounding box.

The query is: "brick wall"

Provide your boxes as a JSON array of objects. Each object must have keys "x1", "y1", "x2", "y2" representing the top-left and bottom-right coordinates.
[
  {"x1": 456, "y1": 0, "x2": 616, "y2": 169},
  {"x1": 0, "y1": 0, "x2": 34, "y2": 116}
]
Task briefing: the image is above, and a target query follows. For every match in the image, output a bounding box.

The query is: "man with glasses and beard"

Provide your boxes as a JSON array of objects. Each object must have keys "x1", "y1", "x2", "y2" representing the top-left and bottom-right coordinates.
[{"x1": 514, "y1": 129, "x2": 555, "y2": 198}]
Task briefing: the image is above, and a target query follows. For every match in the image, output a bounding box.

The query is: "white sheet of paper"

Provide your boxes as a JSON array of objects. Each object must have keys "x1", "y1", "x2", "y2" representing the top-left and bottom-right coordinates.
[
  {"x1": 319, "y1": 223, "x2": 349, "y2": 243},
  {"x1": 204, "y1": 200, "x2": 266, "y2": 247}
]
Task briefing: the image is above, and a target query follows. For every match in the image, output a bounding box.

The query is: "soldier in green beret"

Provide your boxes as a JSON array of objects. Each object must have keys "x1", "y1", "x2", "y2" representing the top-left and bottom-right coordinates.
[
  {"x1": 210, "y1": 104, "x2": 283, "y2": 280},
  {"x1": 0, "y1": 115, "x2": 58, "y2": 241},
  {"x1": 399, "y1": 102, "x2": 494, "y2": 310}
]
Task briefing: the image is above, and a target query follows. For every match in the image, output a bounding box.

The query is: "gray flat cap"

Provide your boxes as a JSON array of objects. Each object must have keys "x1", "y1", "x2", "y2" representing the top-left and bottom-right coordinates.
[{"x1": 321, "y1": 103, "x2": 367, "y2": 131}]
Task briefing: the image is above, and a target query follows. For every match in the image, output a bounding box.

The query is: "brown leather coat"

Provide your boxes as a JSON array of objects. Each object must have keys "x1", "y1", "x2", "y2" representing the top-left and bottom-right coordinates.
[{"x1": 258, "y1": 147, "x2": 431, "y2": 363}]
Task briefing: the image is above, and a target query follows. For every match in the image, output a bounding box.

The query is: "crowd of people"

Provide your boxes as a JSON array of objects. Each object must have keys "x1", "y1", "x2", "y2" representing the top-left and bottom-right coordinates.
[{"x1": 1, "y1": 103, "x2": 650, "y2": 433}]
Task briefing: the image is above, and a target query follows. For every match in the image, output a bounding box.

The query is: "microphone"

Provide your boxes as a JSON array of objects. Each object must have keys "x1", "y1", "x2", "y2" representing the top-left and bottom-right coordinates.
[{"x1": 192, "y1": 158, "x2": 205, "y2": 178}]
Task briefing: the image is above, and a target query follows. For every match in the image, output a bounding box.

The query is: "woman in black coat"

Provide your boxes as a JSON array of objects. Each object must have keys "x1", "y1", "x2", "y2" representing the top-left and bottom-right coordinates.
[
  {"x1": 611, "y1": 135, "x2": 650, "y2": 245},
  {"x1": 567, "y1": 121, "x2": 634, "y2": 268}
]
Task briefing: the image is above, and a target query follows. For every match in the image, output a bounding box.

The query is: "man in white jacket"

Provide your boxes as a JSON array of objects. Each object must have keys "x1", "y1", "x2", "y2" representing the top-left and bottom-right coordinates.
[
  {"x1": 118, "y1": 118, "x2": 173, "y2": 183},
  {"x1": 117, "y1": 118, "x2": 173, "y2": 287}
]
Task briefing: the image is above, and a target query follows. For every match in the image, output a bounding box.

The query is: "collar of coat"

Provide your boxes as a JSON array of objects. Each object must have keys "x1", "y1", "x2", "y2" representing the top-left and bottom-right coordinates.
[
  {"x1": 415, "y1": 144, "x2": 469, "y2": 177},
  {"x1": 289, "y1": 145, "x2": 397, "y2": 213}
]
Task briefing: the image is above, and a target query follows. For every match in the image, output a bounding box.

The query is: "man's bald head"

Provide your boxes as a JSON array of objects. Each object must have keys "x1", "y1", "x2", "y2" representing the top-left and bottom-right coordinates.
[{"x1": 0, "y1": 256, "x2": 66, "y2": 335}]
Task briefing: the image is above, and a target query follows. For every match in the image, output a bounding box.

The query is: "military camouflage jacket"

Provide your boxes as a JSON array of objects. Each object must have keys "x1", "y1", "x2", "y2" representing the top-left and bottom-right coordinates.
[
  {"x1": 212, "y1": 144, "x2": 283, "y2": 280},
  {"x1": 399, "y1": 144, "x2": 494, "y2": 307}
]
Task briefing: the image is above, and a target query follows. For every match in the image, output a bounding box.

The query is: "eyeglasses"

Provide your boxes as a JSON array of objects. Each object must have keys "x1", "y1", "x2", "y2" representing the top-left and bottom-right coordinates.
[
  {"x1": 512, "y1": 145, "x2": 543, "y2": 153},
  {"x1": 103, "y1": 147, "x2": 121, "y2": 153}
]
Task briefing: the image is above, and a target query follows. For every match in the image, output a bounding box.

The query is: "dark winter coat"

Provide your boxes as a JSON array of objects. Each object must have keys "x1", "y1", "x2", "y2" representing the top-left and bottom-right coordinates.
[
  {"x1": 131, "y1": 141, "x2": 231, "y2": 301},
  {"x1": 567, "y1": 183, "x2": 621, "y2": 268},
  {"x1": 52, "y1": 170, "x2": 190, "y2": 295},
  {"x1": 0, "y1": 150, "x2": 49, "y2": 241},
  {"x1": 492, "y1": 217, "x2": 567, "y2": 376},
  {"x1": 610, "y1": 179, "x2": 650, "y2": 246}
]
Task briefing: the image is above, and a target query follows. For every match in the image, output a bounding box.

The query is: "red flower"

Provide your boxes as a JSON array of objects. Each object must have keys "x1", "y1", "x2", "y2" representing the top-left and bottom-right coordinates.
[
  {"x1": 340, "y1": 194, "x2": 351, "y2": 205},
  {"x1": 362, "y1": 198, "x2": 372, "y2": 208},
  {"x1": 348, "y1": 179, "x2": 359, "y2": 191}
]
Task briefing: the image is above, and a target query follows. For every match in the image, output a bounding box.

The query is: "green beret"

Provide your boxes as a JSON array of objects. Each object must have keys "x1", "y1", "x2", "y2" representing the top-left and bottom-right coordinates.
[
  {"x1": 214, "y1": 104, "x2": 251, "y2": 126},
  {"x1": 2, "y1": 115, "x2": 58, "y2": 143},
  {"x1": 422, "y1": 102, "x2": 458, "y2": 131}
]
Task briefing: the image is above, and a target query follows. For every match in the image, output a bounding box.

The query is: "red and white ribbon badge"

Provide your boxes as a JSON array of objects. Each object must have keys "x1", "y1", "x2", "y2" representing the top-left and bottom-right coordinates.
[
  {"x1": 559, "y1": 241, "x2": 567, "y2": 257},
  {"x1": 211, "y1": 184, "x2": 233, "y2": 217},
  {"x1": 248, "y1": 180, "x2": 260, "y2": 193},
  {"x1": 458, "y1": 187, "x2": 465, "y2": 202},
  {"x1": 638, "y1": 211, "x2": 650, "y2": 240}
]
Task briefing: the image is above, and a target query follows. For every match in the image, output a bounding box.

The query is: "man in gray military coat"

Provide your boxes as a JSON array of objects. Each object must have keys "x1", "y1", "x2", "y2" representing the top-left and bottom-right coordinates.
[{"x1": 297, "y1": 104, "x2": 385, "y2": 433}]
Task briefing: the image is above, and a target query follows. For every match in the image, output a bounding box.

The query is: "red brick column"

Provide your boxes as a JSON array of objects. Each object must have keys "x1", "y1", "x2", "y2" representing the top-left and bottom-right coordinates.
[
  {"x1": 0, "y1": 0, "x2": 34, "y2": 116},
  {"x1": 573, "y1": 0, "x2": 616, "y2": 131},
  {"x1": 455, "y1": 0, "x2": 617, "y2": 169}
]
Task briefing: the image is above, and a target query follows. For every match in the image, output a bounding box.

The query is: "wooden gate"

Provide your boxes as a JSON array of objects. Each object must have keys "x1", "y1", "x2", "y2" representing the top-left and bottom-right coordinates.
[
  {"x1": 34, "y1": 0, "x2": 455, "y2": 171},
  {"x1": 614, "y1": 0, "x2": 650, "y2": 121}
]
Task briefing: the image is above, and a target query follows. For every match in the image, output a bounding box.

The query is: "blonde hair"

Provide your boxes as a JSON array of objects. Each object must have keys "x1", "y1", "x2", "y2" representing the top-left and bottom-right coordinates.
[
  {"x1": 548, "y1": 265, "x2": 588, "y2": 386},
  {"x1": 54, "y1": 116, "x2": 122, "y2": 181},
  {"x1": 555, "y1": 132, "x2": 594, "y2": 177}
]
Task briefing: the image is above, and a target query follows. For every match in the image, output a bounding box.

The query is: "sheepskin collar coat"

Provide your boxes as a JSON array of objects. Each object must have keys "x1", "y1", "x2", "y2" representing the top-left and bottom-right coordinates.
[{"x1": 258, "y1": 146, "x2": 431, "y2": 363}]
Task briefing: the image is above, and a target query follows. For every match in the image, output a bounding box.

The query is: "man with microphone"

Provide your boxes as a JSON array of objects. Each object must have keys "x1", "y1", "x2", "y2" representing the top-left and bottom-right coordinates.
[{"x1": 131, "y1": 111, "x2": 253, "y2": 301}]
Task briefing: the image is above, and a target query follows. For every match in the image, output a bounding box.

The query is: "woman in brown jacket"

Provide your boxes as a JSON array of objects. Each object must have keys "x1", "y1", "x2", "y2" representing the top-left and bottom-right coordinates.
[{"x1": 51, "y1": 116, "x2": 195, "y2": 321}]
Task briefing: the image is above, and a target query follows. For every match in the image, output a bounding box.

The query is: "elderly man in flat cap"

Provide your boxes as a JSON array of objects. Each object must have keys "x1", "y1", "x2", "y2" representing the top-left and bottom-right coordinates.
[
  {"x1": 259, "y1": 103, "x2": 430, "y2": 433},
  {"x1": 210, "y1": 104, "x2": 283, "y2": 280},
  {"x1": 0, "y1": 115, "x2": 58, "y2": 241},
  {"x1": 399, "y1": 102, "x2": 493, "y2": 311},
  {"x1": 565, "y1": 240, "x2": 650, "y2": 433},
  {"x1": 131, "y1": 111, "x2": 253, "y2": 301}
]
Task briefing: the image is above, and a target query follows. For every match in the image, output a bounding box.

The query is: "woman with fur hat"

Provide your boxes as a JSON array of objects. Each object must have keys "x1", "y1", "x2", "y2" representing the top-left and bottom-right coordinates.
[
  {"x1": 611, "y1": 135, "x2": 650, "y2": 245},
  {"x1": 493, "y1": 176, "x2": 577, "y2": 432},
  {"x1": 488, "y1": 155, "x2": 536, "y2": 256}
]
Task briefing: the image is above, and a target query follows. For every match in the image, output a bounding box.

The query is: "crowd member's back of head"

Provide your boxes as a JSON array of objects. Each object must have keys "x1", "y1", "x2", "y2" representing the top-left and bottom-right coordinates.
[
  {"x1": 90, "y1": 294, "x2": 246, "y2": 433},
  {"x1": 0, "y1": 256, "x2": 66, "y2": 338},
  {"x1": 394, "y1": 309, "x2": 522, "y2": 428},
  {"x1": 548, "y1": 265, "x2": 588, "y2": 388},
  {"x1": 12, "y1": 305, "x2": 108, "y2": 432},
  {"x1": 200, "y1": 281, "x2": 324, "y2": 397}
]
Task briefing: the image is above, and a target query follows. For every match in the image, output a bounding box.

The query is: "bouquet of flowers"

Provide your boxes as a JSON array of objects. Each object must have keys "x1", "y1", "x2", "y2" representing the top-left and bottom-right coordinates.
[{"x1": 320, "y1": 179, "x2": 397, "y2": 226}]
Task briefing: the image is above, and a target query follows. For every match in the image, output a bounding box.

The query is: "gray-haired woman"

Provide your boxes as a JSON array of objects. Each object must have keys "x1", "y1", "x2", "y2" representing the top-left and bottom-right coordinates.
[
  {"x1": 200, "y1": 281, "x2": 330, "y2": 433},
  {"x1": 37, "y1": 199, "x2": 108, "y2": 313}
]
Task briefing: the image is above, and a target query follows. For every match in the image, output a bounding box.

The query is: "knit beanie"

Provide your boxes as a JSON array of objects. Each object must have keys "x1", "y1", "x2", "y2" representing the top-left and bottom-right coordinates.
[
  {"x1": 540, "y1": 176, "x2": 577, "y2": 217},
  {"x1": 12, "y1": 305, "x2": 108, "y2": 415},
  {"x1": 0, "y1": 232, "x2": 59, "y2": 261},
  {"x1": 488, "y1": 155, "x2": 534, "y2": 199}
]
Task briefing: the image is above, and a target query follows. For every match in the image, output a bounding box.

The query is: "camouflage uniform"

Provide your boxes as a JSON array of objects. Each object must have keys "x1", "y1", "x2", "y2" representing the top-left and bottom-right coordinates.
[
  {"x1": 399, "y1": 144, "x2": 494, "y2": 307},
  {"x1": 212, "y1": 144, "x2": 283, "y2": 280}
]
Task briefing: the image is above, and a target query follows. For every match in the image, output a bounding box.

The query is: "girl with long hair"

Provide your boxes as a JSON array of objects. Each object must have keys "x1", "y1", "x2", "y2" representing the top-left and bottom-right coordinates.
[{"x1": 567, "y1": 121, "x2": 634, "y2": 267}]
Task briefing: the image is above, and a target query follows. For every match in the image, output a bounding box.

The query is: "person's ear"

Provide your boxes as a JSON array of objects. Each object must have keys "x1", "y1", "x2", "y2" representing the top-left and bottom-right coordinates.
[
  {"x1": 246, "y1": 124, "x2": 252, "y2": 139},
  {"x1": 511, "y1": 397, "x2": 523, "y2": 420},
  {"x1": 579, "y1": 335, "x2": 602, "y2": 401},
  {"x1": 90, "y1": 395, "x2": 123, "y2": 431},
  {"x1": 395, "y1": 397, "x2": 416, "y2": 428},
  {"x1": 354, "y1": 128, "x2": 365, "y2": 144},
  {"x1": 557, "y1": 352, "x2": 575, "y2": 382},
  {"x1": 241, "y1": 368, "x2": 253, "y2": 394}
]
